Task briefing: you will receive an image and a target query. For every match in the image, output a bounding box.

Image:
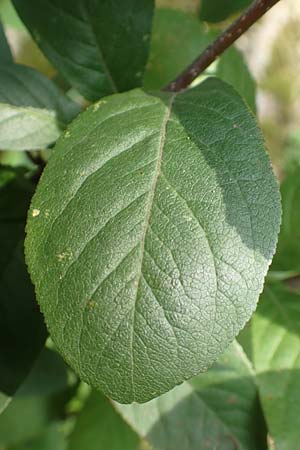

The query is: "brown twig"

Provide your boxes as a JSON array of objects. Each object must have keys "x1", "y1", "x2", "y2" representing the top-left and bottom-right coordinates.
[{"x1": 164, "y1": 0, "x2": 281, "y2": 92}]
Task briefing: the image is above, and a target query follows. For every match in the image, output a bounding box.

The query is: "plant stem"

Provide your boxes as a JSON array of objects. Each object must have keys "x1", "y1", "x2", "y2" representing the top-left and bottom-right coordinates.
[{"x1": 164, "y1": 0, "x2": 281, "y2": 92}]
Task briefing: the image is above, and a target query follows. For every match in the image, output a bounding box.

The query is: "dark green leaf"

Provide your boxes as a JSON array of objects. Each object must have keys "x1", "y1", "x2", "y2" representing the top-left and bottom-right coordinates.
[
  {"x1": 12, "y1": 0, "x2": 154, "y2": 101},
  {"x1": 69, "y1": 391, "x2": 139, "y2": 450},
  {"x1": 271, "y1": 168, "x2": 300, "y2": 275},
  {"x1": 0, "y1": 396, "x2": 51, "y2": 447},
  {"x1": 0, "y1": 64, "x2": 80, "y2": 125},
  {"x1": 116, "y1": 342, "x2": 267, "y2": 450},
  {"x1": 18, "y1": 348, "x2": 69, "y2": 397},
  {"x1": 8, "y1": 423, "x2": 67, "y2": 450},
  {"x1": 199, "y1": 0, "x2": 252, "y2": 23},
  {"x1": 25, "y1": 79, "x2": 280, "y2": 403},
  {"x1": 144, "y1": 9, "x2": 256, "y2": 111},
  {"x1": 0, "y1": 20, "x2": 13, "y2": 62},
  {"x1": 0, "y1": 166, "x2": 47, "y2": 412},
  {"x1": 0, "y1": 104, "x2": 61, "y2": 150},
  {"x1": 251, "y1": 283, "x2": 300, "y2": 450}
]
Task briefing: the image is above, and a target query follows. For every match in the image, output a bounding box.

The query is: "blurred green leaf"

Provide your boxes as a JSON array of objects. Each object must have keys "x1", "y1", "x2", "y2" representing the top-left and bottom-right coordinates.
[
  {"x1": 199, "y1": 0, "x2": 252, "y2": 23},
  {"x1": 271, "y1": 168, "x2": 300, "y2": 275},
  {"x1": 17, "y1": 348, "x2": 69, "y2": 397},
  {"x1": 115, "y1": 341, "x2": 267, "y2": 450},
  {"x1": 250, "y1": 283, "x2": 300, "y2": 450},
  {"x1": 0, "y1": 342, "x2": 76, "y2": 445},
  {"x1": 0, "y1": 0, "x2": 24, "y2": 29},
  {"x1": 0, "y1": 20, "x2": 13, "y2": 62},
  {"x1": 69, "y1": 391, "x2": 140, "y2": 450},
  {"x1": 144, "y1": 9, "x2": 211, "y2": 90},
  {"x1": 12, "y1": 0, "x2": 154, "y2": 101},
  {"x1": 0, "y1": 64, "x2": 80, "y2": 125},
  {"x1": 8, "y1": 423, "x2": 67, "y2": 450},
  {"x1": 283, "y1": 131, "x2": 300, "y2": 175},
  {"x1": 144, "y1": 9, "x2": 256, "y2": 111},
  {"x1": 0, "y1": 166, "x2": 46, "y2": 414},
  {"x1": 0, "y1": 104, "x2": 61, "y2": 151},
  {"x1": 0, "y1": 396, "x2": 51, "y2": 447}
]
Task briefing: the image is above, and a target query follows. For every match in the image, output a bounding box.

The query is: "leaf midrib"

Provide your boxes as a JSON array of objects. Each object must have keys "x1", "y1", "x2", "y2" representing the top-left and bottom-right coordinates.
[{"x1": 129, "y1": 93, "x2": 176, "y2": 400}]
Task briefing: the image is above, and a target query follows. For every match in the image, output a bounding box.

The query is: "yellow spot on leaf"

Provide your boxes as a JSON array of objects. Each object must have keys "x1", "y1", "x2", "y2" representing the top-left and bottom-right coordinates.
[
  {"x1": 32, "y1": 209, "x2": 40, "y2": 217},
  {"x1": 93, "y1": 100, "x2": 107, "y2": 112},
  {"x1": 57, "y1": 251, "x2": 73, "y2": 262}
]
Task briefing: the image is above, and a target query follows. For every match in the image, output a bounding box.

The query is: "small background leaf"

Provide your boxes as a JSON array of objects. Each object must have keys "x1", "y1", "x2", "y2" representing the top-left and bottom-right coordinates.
[
  {"x1": 0, "y1": 20, "x2": 13, "y2": 62},
  {"x1": 199, "y1": 0, "x2": 252, "y2": 23},
  {"x1": 69, "y1": 391, "x2": 140, "y2": 450},
  {"x1": 271, "y1": 168, "x2": 300, "y2": 275},
  {"x1": 144, "y1": 9, "x2": 256, "y2": 111},
  {"x1": 0, "y1": 104, "x2": 61, "y2": 150},
  {"x1": 0, "y1": 64, "x2": 80, "y2": 126},
  {"x1": 0, "y1": 345, "x2": 75, "y2": 447},
  {"x1": 17, "y1": 348, "x2": 69, "y2": 397},
  {"x1": 8, "y1": 423, "x2": 67, "y2": 450}
]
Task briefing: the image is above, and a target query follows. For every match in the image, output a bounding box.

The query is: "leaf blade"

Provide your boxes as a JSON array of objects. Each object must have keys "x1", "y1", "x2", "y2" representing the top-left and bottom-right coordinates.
[{"x1": 26, "y1": 80, "x2": 280, "y2": 403}]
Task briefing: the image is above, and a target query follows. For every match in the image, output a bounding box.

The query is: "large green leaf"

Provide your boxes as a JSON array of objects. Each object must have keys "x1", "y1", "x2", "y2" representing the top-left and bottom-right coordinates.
[
  {"x1": 116, "y1": 342, "x2": 267, "y2": 450},
  {"x1": 69, "y1": 391, "x2": 140, "y2": 450},
  {"x1": 0, "y1": 64, "x2": 80, "y2": 125},
  {"x1": 199, "y1": 0, "x2": 252, "y2": 23},
  {"x1": 251, "y1": 283, "x2": 300, "y2": 450},
  {"x1": 0, "y1": 104, "x2": 61, "y2": 150},
  {"x1": 144, "y1": 9, "x2": 256, "y2": 111},
  {"x1": 0, "y1": 20, "x2": 13, "y2": 62},
  {"x1": 25, "y1": 79, "x2": 280, "y2": 403},
  {"x1": 12, "y1": 0, "x2": 154, "y2": 101},
  {"x1": 0, "y1": 166, "x2": 47, "y2": 413},
  {"x1": 271, "y1": 168, "x2": 300, "y2": 276}
]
